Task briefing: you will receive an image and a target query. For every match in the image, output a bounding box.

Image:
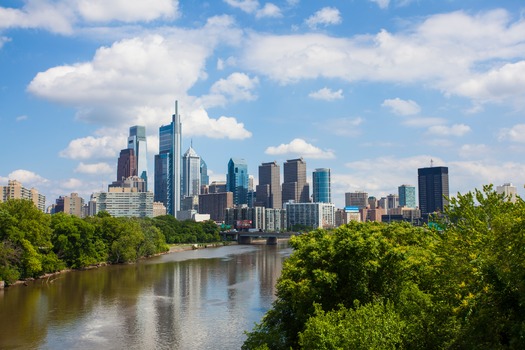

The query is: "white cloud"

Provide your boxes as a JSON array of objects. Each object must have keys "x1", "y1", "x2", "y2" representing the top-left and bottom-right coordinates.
[
  {"x1": 427, "y1": 124, "x2": 471, "y2": 137},
  {"x1": 265, "y1": 138, "x2": 335, "y2": 159},
  {"x1": 217, "y1": 56, "x2": 237, "y2": 70},
  {"x1": 2, "y1": 169, "x2": 49, "y2": 187},
  {"x1": 206, "y1": 72, "x2": 259, "y2": 106},
  {"x1": 76, "y1": 0, "x2": 179, "y2": 23},
  {"x1": 0, "y1": 36, "x2": 11, "y2": 49},
  {"x1": 382, "y1": 98, "x2": 420, "y2": 115},
  {"x1": 241, "y1": 9, "x2": 525, "y2": 108},
  {"x1": 60, "y1": 132, "x2": 125, "y2": 160},
  {"x1": 224, "y1": 0, "x2": 259, "y2": 13},
  {"x1": 498, "y1": 124, "x2": 525, "y2": 143},
  {"x1": 185, "y1": 108, "x2": 252, "y2": 140},
  {"x1": 458, "y1": 144, "x2": 490, "y2": 159},
  {"x1": 370, "y1": 0, "x2": 390, "y2": 9},
  {"x1": 0, "y1": 0, "x2": 179, "y2": 35},
  {"x1": 75, "y1": 162, "x2": 114, "y2": 175},
  {"x1": 308, "y1": 87, "x2": 343, "y2": 101},
  {"x1": 256, "y1": 3, "x2": 282, "y2": 19},
  {"x1": 305, "y1": 7, "x2": 342, "y2": 29},
  {"x1": 16, "y1": 115, "x2": 28, "y2": 122},
  {"x1": 401, "y1": 116, "x2": 446, "y2": 128}
]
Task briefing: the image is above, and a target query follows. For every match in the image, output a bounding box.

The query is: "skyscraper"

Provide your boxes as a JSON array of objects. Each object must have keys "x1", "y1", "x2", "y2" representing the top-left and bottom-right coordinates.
[
  {"x1": 398, "y1": 184, "x2": 416, "y2": 208},
  {"x1": 200, "y1": 158, "x2": 209, "y2": 188},
  {"x1": 116, "y1": 148, "x2": 137, "y2": 182},
  {"x1": 282, "y1": 158, "x2": 309, "y2": 204},
  {"x1": 182, "y1": 145, "x2": 201, "y2": 198},
  {"x1": 128, "y1": 125, "x2": 148, "y2": 189},
  {"x1": 418, "y1": 166, "x2": 449, "y2": 215},
  {"x1": 226, "y1": 158, "x2": 249, "y2": 206},
  {"x1": 154, "y1": 101, "x2": 182, "y2": 216},
  {"x1": 256, "y1": 161, "x2": 282, "y2": 208},
  {"x1": 312, "y1": 168, "x2": 331, "y2": 203}
]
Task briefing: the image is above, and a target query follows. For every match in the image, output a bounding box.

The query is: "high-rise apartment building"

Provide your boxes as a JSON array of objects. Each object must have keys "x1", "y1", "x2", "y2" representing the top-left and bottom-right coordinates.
[
  {"x1": 182, "y1": 146, "x2": 201, "y2": 199},
  {"x1": 54, "y1": 192, "x2": 84, "y2": 217},
  {"x1": 285, "y1": 202, "x2": 335, "y2": 229},
  {"x1": 496, "y1": 183, "x2": 517, "y2": 203},
  {"x1": 398, "y1": 184, "x2": 416, "y2": 208},
  {"x1": 256, "y1": 161, "x2": 281, "y2": 208},
  {"x1": 198, "y1": 192, "x2": 233, "y2": 222},
  {"x1": 91, "y1": 188, "x2": 154, "y2": 218},
  {"x1": 128, "y1": 125, "x2": 148, "y2": 189},
  {"x1": 418, "y1": 166, "x2": 449, "y2": 215},
  {"x1": 282, "y1": 158, "x2": 309, "y2": 204},
  {"x1": 345, "y1": 191, "x2": 368, "y2": 209},
  {"x1": 226, "y1": 158, "x2": 249, "y2": 206},
  {"x1": 1, "y1": 180, "x2": 46, "y2": 212},
  {"x1": 312, "y1": 168, "x2": 331, "y2": 203},
  {"x1": 154, "y1": 101, "x2": 182, "y2": 216}
]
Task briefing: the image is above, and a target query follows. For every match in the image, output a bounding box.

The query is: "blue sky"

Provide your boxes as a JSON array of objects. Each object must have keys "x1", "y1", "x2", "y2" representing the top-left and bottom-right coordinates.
[{"x1": 1, "y1": 0, "x2": 525, "y2": 209}]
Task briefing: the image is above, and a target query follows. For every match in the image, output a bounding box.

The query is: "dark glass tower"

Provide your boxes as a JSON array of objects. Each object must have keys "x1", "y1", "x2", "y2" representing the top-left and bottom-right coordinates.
[
  {"x1": 256, "y1": 161, "x2": 281, "y2": 208},
  {"x1": 128, "y1": 125, "x2": 148, "y2": 190},
  {"x1": 418, "y1": 166, "x2": 449, "y2": 215},
  {"x1": 312, "y1": 168, "x2": 331, "y2": 203},
  {"x1": 282, "y1": 158, "x2": 309, "y2": 204},
  {"x1": 226, "y1": 158, "x2": 248, "y2": 206}
]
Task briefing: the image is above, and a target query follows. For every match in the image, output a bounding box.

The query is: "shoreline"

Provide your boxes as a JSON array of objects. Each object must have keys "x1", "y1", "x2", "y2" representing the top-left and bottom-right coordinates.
[{"x1": 2, "y1": 241, "x2": 237, "y2": 289}]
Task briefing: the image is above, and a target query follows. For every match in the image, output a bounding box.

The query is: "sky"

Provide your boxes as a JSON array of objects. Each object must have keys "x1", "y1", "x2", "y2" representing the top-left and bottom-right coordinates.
[{"x1": 1, "y1": 0, "x2": 525, "y2": 210}]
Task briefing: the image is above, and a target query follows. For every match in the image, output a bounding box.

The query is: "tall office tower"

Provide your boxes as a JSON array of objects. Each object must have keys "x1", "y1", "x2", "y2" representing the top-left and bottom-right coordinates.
[
  {"x1": 312, "y1": 168, "x2": 331, "y2": 203},
  {"x1": 226, "y1": 158, "x2": 249, "y2": 206},
  {"x1": 386, "y1": 194, "x2": 399, "y2": 210},
  {"x1": 496, "y1": 183, "x2": 517, "y2": 203},
  {"x1": 128, "y1": 125, "x2": 148, "y2": 189},
  {"x1": 154, "y1": 101, "x2": 182, "y2": 216},
  {"x1": 398, "y1": 184, "x2": 416, "y2": 208},
  {"x1": 418, "y1": 166, "x2": 449, "y2": 215},
  {"x1": 345, "y1": 191, "x2": 369, "y2": 209},
  {"x1": 182, "y1": 145, "x2": 201, "y2": 198},
  {"x1": 282, "y1": 158, "x2": 309, "y2": 204},
  {"x1": 256, "y1": 161, "x2": 282, "y2": 208},
  {"x1": 116, "y1": 148, "x2": 137, "y2": 182},
  {"x1": 200, "y1": 158, "x2": 209, "y2": 189}
]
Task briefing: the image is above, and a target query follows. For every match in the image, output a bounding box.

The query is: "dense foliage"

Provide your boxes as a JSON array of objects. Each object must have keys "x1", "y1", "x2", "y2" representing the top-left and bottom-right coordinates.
[
  {"x1": 244, "y1": 186, "x2": 525, "y2": 349},
  {"x1": 0, "y1": 200, "x2": 220, "y2": 284}
]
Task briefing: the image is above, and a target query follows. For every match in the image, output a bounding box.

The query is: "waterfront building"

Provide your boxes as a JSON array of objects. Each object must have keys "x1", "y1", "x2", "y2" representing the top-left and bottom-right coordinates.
[
  {"x1": 285, "y1": 202, "x2": 335, "y2": 230},
  {"x1": 418, "y1": 166, "x2": 449, "y2": 215},
  {"x1": 255, "y1": 161, "x2": 282, "y2": 208},
  {"x1": 128, "y1": 125, "x2": 148, "y2": 189},
  {"x1": 265, "y1": 208, "x2": 287, "y2": 232},
  {"x1": 198, "y1": 192, "x2": 233, "y2": 222},
  {"x1": 91, "y1": 187, "x2": 154, "y2": 218},
  {"x1": 282, "y1": 158, "x2": 309, "y2": 204},
  {"x1": 226, "y1": 158, "x2": 249, "y2": 206},
  {"x1": 496, "y1": 183, "x2": 517, "y2": 203},
  {"x1": 345, "y1": 191, "x2": 368, "y2": 209},
  {"x1": 54, "y1": 192, "x2": 85, "y2": 217},
  {"x1": 0, "y1": 180, "x2": 46, "y2": 212},
  {"x1": 312, "y1": 168, "x2": 331, "y2": 203},
  {"x1": 154, "y1": 101, "x2": 182, "y2": 216},
  {"x1": 398, "y1": 184, "x2": 416, "y2": 208}
]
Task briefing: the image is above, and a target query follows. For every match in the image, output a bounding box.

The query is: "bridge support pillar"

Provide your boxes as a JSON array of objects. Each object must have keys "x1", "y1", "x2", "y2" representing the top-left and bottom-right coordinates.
[
  {"x1": 266, "y1": 237, "x2": 277, "y2": 245},
  {"x1": 238, "y1": 236, "x2": 253, "y2": 244}
]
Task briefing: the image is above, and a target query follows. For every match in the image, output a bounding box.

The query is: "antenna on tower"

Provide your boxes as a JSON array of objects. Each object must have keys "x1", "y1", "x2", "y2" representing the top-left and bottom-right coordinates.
[{"x1": 430, "y1": 159, "x2": 434, "y2": 167}]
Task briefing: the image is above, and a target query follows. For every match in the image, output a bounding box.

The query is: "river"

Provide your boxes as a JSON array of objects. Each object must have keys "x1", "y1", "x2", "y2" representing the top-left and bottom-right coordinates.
[{"x1": 0, "y1": 242, "x2": 292, "y2": 349}]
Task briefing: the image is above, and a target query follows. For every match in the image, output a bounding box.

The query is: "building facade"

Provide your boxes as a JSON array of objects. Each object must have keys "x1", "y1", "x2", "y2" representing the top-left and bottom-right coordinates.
[
  {"x1": 1, "y1": 180, "x2": 46, "y2": 212},
  {"x1": 312, "y1": 168, "x2": 331, "y2": 203},
  {"x1": 282, "y1": 158, "x2": 310, "y2": 204},
  {"x1": 418, "y1": 166, "x2": 449, "y2": 215},
  {"x1": 256, "y1": 161, "x2": 282, "y2": 208},
  {"x1": 226, "y1": 158, "x2": 249, "y2": 206},
  {"x1": 154, "y1": 101, "x2": 182, "y2": 216},
  {"x1": 345, "y1": 191, "x2": 369, "y2": 209},
  {"x1": 91, "y1": 188, "x2": 154, "y2": 218},
  {"x1": 398, "y1": 184, "x2": 416, "y2": 208},
  {"x1": 198, "y1": 192, "x2": 233, "y2": 223},
  {"x1": 285, "y1": 202, "x2": 335, "y2": 230},
  {"x1": 54, "y1": 192, "x2": 85, "y2": 217},
  {"x1": 128, "y1": 125, "x2": 148, "y2": 189},
  {"x1": 182, "y1": 146, "x2": 201, "y2": 199},
  {"x1": 496, "y1": 183, "x2": 517, "y2": 203}
]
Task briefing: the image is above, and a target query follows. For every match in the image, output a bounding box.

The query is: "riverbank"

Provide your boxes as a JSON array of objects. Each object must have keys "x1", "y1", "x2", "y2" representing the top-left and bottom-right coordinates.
[{"x1": 1, "y1": 241, "x2": 237, "y2": 289}]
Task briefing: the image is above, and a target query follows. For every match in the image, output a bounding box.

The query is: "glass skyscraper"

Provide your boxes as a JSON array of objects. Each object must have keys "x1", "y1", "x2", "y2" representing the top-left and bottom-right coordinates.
[
  {"x1": 128, "y1": 125, "x2": 148, "y2": 190},
  {"x1": 154, "y1": 101, "x2": 182, "y2": 216},
  {"x1": 418, "y1": 166, "x2": 449, "y2": 215},
  {"x1": 398, "y1": 184, "x2": 416, "y2": 208},
  {"x1": 226, "y1": 158, "x2": 249, "y2": 206},
  {"x1": 312, "y1": 168, "x2": 331, "y2": 203},
  {"x1": 182, "y1": 146, "x2": 201, "y2": 198}
]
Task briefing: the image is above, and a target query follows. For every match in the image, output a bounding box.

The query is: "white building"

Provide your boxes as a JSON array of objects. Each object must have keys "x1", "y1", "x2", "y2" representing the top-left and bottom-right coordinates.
[
  {"x1": 285, "y1": 202, "x2": 335, "y2": 230},
  {"x1": 496, "y1": 183, "x2": 517, "y2": 203},
  {"x1": 91, "y1": 188, "x2": 154, "y2": 218}
]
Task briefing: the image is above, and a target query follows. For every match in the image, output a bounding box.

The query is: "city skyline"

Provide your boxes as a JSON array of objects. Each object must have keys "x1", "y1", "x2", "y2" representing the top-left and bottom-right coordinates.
[{"x1": 1, "y1": 1, "x2": 525, "y2": 210}]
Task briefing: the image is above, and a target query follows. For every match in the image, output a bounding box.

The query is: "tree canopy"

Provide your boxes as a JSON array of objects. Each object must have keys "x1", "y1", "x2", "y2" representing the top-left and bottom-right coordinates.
[{"x1": 244, "y1": 186, "x2": 525, "y2": 349}]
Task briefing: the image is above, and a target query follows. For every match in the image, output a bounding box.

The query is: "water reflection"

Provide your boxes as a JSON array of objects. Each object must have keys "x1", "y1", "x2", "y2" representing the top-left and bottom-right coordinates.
[{"x1": 0, "y1": 243, "x2": 291, "y2": 349}]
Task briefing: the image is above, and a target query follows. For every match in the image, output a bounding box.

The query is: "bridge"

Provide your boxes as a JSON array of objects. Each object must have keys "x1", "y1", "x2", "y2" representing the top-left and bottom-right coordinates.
[{"x1": 220, "y1": 231, "x2": 299, "y2": 245}]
